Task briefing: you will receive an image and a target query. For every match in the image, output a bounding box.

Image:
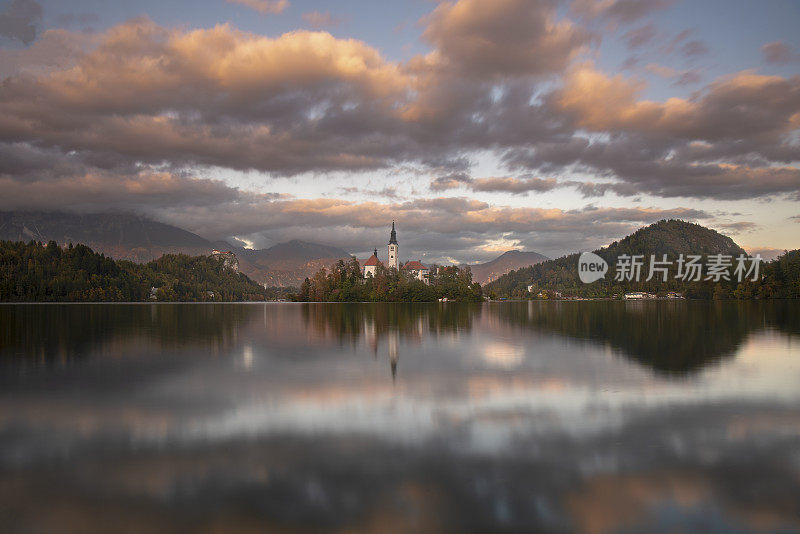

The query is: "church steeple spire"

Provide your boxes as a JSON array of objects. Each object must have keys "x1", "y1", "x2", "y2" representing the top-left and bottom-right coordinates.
[{"x1": 387, "y1": 221, "x2": 399, "y2": 269}]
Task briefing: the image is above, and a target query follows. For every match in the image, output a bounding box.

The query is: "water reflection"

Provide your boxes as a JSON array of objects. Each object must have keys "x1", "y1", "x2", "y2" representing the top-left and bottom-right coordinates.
[
  {"x1": 298, "y1": 301, "x2": 799, "y2": 375},
  {"x1": 5, "y1": 301, "x2": 799, "y2": 377},
  {"x1": 0, "y1": 303, "x2": 251, "y2": 363},
  {"x1": 497, "y1": 301, "x2": 759, "y2": 374},
  {"x1": 1, "y1": 302, "x2": 799, "y2": 532}
]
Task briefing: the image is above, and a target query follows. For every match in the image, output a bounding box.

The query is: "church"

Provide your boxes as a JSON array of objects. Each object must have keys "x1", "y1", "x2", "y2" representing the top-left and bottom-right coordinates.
[{"x1": 363, "y1": 222, "x2": 430, "y2": 284}]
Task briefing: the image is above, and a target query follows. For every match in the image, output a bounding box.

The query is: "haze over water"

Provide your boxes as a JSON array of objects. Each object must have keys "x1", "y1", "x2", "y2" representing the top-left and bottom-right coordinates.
[{"x1": 1, "y1": 301, "x2": 799, "y2": 532}]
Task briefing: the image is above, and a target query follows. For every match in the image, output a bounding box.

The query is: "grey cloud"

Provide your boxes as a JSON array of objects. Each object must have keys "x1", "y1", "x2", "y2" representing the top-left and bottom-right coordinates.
[
  {"x1": 337, "y1": 186, "x2": 399, "y2": 199},
  {"x1": 430, "y1": 173, "x2": 472, "y2": 191},
  {"x1": 644, "y1": 64, "x2": 703, "y2": 86},
  {"x1": 505, "y1": 132, "x2": 800, "y2": 200},
  {"x1": 681, "y1": 39, "x2": 709, "y2": 59},
  {"x1": 601, "y1": 0, "x2": 674, "y2": 24},
  {"x1": 422, "y1": 0, "x2": 595, "y2": 79},
  {"x1": 430, "y1": 174, "x2": 561, "y2": 195},
  {"x1": 673, "y1": 68, "x2": 702, "y2": 86},
  {"x1": 659, "y1": 29, "x2": 709, "y2": 60},
  {"x1": 471, "y1": 176, "x2": 559, "y2": 194},
  {"x1": 0, "y1": 171, "x2": 241, "y2": 212},
  {"x1": 715, "y1": 221, "x2": 759, "y2": 234},
  {"x1": 621, "y1": 55, "x2": 640, "y2": 70},
  {"x1": 571, "y1": 0, "x2": 674, "y2": 25},
  {"x1": 0, "y1": 142, "x2": 241, "y2": 211},
  {"x1": 744, "y1": 247, "x2": 785, "y2": 261},
  {"x1": 0, "y1": 0, "x2": 41, "y2": 45},
  {"x1": 535, "y1": 61, "x2": 800, "y2": 199},
  {"x1": 0, "y1": 28, "x2": 93, "y2": 77},
  {"x1": 0, "y1": 0, "x2": 795, "y2": 243},
  {"x1": 762, "y1": 41, "x2": 800, "y2": 64},
  {"x1": 623, "y1": 23, "x2": 657, "y2": 49}
]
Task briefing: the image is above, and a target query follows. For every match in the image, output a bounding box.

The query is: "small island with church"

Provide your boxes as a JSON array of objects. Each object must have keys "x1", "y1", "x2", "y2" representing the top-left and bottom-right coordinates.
[{"x1": 293, "y1": 222, "x2": 483, "y2": 302}]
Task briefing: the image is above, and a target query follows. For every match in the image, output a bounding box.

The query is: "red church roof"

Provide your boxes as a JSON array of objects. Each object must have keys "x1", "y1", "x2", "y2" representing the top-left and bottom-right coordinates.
[
  {"x1": 364, "y1": 254, "x2": 381, "y2": 267},
  {"x1": 403, "y1": 260, "x2": 428, "y2": 271}
]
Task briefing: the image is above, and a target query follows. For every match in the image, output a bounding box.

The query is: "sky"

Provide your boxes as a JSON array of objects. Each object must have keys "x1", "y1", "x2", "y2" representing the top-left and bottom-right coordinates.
[{"x1": 0, "y1": 0, "x2": 798, "y2": 263}]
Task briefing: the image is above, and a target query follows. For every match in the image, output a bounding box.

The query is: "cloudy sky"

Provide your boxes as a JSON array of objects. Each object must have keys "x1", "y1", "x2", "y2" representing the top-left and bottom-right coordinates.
[{"x1": 0, "y1": 0, "x2": 798, "y2": 263}]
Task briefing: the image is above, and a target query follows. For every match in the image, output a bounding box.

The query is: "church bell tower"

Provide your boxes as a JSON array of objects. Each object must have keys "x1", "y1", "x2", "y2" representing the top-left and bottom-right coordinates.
[{"x1": 388, "y1": 221, "x2": 399, "y2": 269}]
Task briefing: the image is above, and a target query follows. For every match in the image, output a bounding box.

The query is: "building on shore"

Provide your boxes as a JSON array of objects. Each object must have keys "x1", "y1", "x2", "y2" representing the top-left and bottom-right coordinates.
[
  {"x1": 402, "y1": 260, "x2": 430, "y2": 284},
  {"x1": 364, "y1": 248, "x2": 380, "y2": 278},
  {"x1": 361, "y1": 223, "x2": 430, "y2": 284},
  {"x1": 624, "y1": 291, "x2": 656, "y2": 299}
]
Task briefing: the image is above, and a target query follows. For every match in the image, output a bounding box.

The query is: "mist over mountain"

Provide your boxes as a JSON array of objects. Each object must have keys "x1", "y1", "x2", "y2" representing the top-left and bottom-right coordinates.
[
  {"x1": 465, "y1": 250, "x2": 550, "y2": 285},
  {"x1": 0, "y1": 212, "x2": 352, "y2": 287},
  {"x1": 237, "y1": 240, "x2": 352, "y2": 286},
  {"x1": 0, "y1": 211, "x2": 212, "y2": 261},
  {"x1": 254, "y1": 240, "x2": 350, "y2": 263}
]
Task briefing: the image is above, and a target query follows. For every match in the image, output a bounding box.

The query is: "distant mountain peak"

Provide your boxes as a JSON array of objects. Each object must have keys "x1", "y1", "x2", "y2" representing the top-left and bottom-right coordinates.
[{"x1": 466, "y1": 249, "x2": 550, "y2": 285}]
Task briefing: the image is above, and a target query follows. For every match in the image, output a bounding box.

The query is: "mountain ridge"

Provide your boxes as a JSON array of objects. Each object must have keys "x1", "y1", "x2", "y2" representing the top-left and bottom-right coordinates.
[{"x1": 0, "y1": 211, "x2": 352, "y2": 287}]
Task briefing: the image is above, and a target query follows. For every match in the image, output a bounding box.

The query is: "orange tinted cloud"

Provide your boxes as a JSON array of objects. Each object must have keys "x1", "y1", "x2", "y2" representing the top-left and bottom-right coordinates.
[
  {"x1": 422, "y1": 0, "x2": 593, "y2": 79},
  {"x1": 557, "y1": 63, "x2": 800, "y2": 141}
]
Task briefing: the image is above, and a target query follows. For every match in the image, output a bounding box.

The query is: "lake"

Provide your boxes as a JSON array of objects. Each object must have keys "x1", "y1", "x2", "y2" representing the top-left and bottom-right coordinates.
[{"x1": 1, "y1": 301, "x2": 799, "y2": 533}]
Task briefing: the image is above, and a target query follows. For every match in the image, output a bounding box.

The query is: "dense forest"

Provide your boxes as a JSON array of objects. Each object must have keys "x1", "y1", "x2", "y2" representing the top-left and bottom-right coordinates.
[
  {"x1": 486, "y1": 220, "x2": 800, "y2": 300},
  {"x1": 0, "y1": 240, "x2": 267, "y2": 301},
  {"x1": 293, "y1": 257, "x2": 483, "y2": 302}
]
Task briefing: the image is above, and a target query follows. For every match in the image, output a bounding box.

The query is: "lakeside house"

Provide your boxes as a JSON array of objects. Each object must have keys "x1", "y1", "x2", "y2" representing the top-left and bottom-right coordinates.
[
  {"x1": 402, "y1": 260, "x2": 430, "y2": 283},
  {"x1": 364, "y1": 248, "x2": 380, "y2": 278},
  {"x1": 624, "y1": 291, "x2": 656, "y2": 299}
]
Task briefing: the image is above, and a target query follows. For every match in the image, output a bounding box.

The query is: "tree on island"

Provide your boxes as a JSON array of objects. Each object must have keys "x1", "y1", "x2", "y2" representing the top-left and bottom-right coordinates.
[{"x1": 294, "y1": 258, "x2": 482, "y2": 302}]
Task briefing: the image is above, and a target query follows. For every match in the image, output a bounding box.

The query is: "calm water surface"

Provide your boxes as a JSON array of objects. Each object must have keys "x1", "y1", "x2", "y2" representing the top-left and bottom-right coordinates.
[{"x1": 1, "y1": 301, "x2": 799, "y2": 533}]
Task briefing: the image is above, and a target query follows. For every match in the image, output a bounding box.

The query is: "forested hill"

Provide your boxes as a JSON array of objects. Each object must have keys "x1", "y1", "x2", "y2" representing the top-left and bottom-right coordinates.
[
  {"x1": 0, "y1": 240, "x2": 267, "y2": 302},
  {"x1": 485, "y1": 219, "x2": 786, "y2": 299}
]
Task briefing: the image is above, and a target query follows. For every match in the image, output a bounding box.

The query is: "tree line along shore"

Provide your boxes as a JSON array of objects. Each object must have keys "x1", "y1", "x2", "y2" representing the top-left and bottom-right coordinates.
[{"x1": 2, "y1": 237, "x2": 799, "y2": 303}]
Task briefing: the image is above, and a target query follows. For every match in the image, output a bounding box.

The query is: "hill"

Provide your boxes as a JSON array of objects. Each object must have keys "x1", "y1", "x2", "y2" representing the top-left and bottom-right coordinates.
[
  {"x1": 237, "y1": 240, "x2": 352, "y2": 287},
  {"x1": 466, "y1": 250, "x2": 549, "y2": 285},
  {"x1": 0, "y1": 212, "x2": 352, "y2": 287},
  {"x1": 0, "y1": 240, "x2": 267, "y2": 302},
  {"x1": 486, "y1": 220, "x2": 748, "y2": 298}
]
